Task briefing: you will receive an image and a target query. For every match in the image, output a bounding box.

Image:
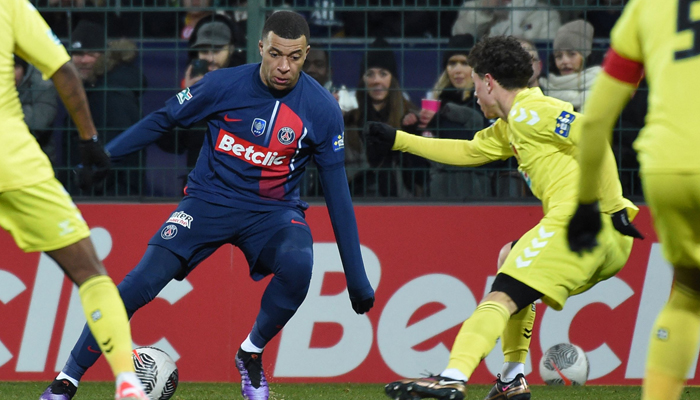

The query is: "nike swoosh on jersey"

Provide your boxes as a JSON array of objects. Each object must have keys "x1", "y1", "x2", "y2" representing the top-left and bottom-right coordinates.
[
  {"x1": 87, "y1": 345, "x2": 101, "y2": 354},
  {"x1": 224, "y1": 114, "x2": 242, "y2": 122},
  {"x1": 291, "y1": 219, "x2": 307, "y2": 226}
]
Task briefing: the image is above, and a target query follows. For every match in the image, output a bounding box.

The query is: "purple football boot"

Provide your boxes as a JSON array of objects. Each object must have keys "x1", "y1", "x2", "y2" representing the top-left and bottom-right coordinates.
[
  {"x1": 39, "y1": 379, "x2": 77, "y2": 400},
  {"x1": 235, "y1": 348, "x2": 269, "y2": 400}
]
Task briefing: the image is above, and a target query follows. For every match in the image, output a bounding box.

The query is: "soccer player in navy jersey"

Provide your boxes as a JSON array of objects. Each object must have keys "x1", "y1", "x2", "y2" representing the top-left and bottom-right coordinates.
[{"x1": 39, "y1": 10, "x2": 375, "y2": 400}]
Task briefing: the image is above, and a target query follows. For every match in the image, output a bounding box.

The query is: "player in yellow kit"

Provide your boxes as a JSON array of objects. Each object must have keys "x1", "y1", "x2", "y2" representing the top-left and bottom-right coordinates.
[
  {"x1": 1, "y1": 1, "x2": 148, "y2": 399},
  {"x1": 567, "y1": 1, "x2": 700, "y2": 399},
  {"x1": 366, "y1": 36, "x2": 644, "y2": 400}
]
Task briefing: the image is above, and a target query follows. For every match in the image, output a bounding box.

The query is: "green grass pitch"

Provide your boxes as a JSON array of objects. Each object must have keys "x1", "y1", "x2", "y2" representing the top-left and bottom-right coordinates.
[{"x1": 2, "y1": 381, "x2": 700, "y2": 399}]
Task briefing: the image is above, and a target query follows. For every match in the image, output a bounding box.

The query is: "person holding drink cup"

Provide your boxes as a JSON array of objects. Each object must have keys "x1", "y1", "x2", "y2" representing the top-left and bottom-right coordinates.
[{"x1": 402, "y1": 34, "x2": 491, "y2": 198}]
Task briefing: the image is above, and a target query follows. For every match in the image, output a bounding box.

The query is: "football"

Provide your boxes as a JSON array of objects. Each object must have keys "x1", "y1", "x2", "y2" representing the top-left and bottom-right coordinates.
[
  {"x1": 132, "y1": 346, "x2": 179, "y2": 400},
  {"x1": 539, "y1": 343, "x2": 589, "y2": 386}
]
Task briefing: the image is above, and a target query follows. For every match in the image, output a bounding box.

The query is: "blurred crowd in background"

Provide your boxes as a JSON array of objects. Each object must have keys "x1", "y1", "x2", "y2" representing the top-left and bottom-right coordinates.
[{"x1": 18, "y1": 0, "x2": 642, "y2": 201}]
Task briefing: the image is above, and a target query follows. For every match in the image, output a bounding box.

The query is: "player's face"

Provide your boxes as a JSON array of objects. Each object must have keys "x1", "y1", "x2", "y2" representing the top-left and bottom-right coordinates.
[
  {"x1": 198, "y1": 46, "x2": 233, "y2": 70},
  {"x1": 446, "y1": 55, "x2": 473, "y2": 90},
  {"x1": 363, "y1": 68, "x2": 392, "y2": 103},
  {"x1": 259, "y1": 31, "x2": 309, "y2": 91},
  {"x1": 72, "y1": 51, "x2": 103, "y2": 82},
  {"x1": 471, "y1": 70, "x2": 499, "y2": 119},
  {"x1": 303, "y1": 49, "x2": 330, "y2": 85},
  {"x1": 554, "y1": 50, "x2": 584, "y2": 75}
]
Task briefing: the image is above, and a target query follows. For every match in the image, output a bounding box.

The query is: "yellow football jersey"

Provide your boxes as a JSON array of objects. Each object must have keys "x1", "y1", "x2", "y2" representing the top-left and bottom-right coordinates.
[
  {"x1": 611, "y1": 0, "x2": 700, "y2": 173},
  {"x1": 393, "y1": 88, "x2": 636, "y2": 218},
  {"x1": 0, "y1": 0, "x2": 70, "y2": 191}
]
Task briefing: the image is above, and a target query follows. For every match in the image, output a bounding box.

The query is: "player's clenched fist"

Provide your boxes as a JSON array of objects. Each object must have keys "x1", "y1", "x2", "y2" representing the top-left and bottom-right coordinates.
[{"x1": 363, "y1": 121, "x2": 397, "y2": 167}]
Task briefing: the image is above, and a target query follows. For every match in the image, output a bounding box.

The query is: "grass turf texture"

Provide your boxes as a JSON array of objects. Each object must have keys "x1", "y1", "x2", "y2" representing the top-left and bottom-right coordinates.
[{"x1": 3, "y1": 382, "x2": 700, "y2": 399}]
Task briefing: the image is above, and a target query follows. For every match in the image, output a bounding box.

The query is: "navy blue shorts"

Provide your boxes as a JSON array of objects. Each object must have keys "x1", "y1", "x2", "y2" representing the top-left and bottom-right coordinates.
[{"x1": 148, "y1": 196, "x2": 312, "y2": 280}]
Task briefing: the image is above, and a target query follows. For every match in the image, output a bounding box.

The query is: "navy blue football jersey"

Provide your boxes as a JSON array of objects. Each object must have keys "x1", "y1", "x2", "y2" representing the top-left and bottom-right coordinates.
[
  {"x1": 106, "y1": 63, "x2": 374, "y2": 302},
  {"x1": 165, "y1": 64, "x2": 344, "y2": 209}
]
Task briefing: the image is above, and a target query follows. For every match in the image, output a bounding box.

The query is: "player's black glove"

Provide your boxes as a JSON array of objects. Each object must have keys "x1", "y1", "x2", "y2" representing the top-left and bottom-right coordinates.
[
  {"x1": 611, "y1": 208, "x2": 645, "y2": 239},
  {"x1": 351, "y1": 295, "x2": 375, "y2": 315},
  {"x1": 75, "y1": 136, "x2": 111, "y2": 192},
  {"x1": 567, "y1": 202, "x2": 602, "y2": 254},
  {"x1": 363, "y1": 121, "x2": 396, "y2": 167}
]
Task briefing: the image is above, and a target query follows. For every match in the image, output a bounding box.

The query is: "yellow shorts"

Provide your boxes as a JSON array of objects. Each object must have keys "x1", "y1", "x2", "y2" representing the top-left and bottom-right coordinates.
[
  {"x1": 500, "y1": 213, "x2": 633, "y2": 310},
  {"x1": 0, "y1": 178, "x2": 90, "y2": 252},
  {"x1": 643, "y1": 173, "x2": 700, "y2": 267}
]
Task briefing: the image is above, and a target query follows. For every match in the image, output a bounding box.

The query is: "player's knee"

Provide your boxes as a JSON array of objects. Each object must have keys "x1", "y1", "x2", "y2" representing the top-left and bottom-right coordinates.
[
  {"x1": 116, "y1": 246, "x2": 184, "y2": 315},
  {"x1": 277, "y1": 246, "x2": 313, "y2": 293}
]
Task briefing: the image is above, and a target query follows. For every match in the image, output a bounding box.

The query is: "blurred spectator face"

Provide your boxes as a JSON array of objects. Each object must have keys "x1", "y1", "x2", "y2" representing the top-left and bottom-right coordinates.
[
  {"x1": 198, "y1": 46, "x2": 233, "y2": 70},
  {"x1": 471, "y1": 71, "x2": 498, "y2": 119},
  {"x1": 258, "y1": 31, "x2": 309, "y2": 91},
  {"x1": 72, "y1": 51, "x2": 103, "y2": 83},
  {"x1": 14, "y1": 63, "x2": 24, "y2": 87},
  {"x1": 303, "y1": 49, "x2": 330, "y2": 86},
  {"x1": 363, "y1": 67, "x2": 392, "y2": 103},
  {"x1": 554, "y1": 50, "x2": 584, "y2": 75},
  {"x1": 519, "y1": 40, "x2": 541, "y2": 87},
  {"x1": 445, "y1": 55, "x2": 472, "y2": 90}
]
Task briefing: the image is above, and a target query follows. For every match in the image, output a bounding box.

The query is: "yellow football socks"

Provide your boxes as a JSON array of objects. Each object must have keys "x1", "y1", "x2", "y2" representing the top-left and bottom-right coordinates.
[
  {"x1": 78, "y1": 275, "x2": 135, "y2": 377},
  {"x1": 643, "y1": 286, "x2": 700, "y2": 400},
  {"x1": 447, "y1": 301, "x2": 511, "y2": 379},
  {"x1": 502, "y1": 303, "x2": 535, "y2": 364}
]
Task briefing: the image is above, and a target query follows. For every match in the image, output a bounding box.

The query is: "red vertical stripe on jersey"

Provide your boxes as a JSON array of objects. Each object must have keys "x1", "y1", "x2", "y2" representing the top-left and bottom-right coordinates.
[{"x1": 261, "y1": 103, "x2": 303, "y2": 199}]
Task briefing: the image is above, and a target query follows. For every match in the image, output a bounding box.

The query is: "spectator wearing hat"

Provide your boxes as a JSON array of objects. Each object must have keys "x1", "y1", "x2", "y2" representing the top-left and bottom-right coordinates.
[
  {"x1": 158, "y1": 16, "x2": 244, "y2": 191},
  {"x1": 64, "y1": 20, "x2": 146, "y2": 196},
  {"x1": 451, "y1": 0, "x2": 560, "y2": 41},
  {"x1": 14, "y1": 56, "x2": 59, "y2": 163},
  {"x1": 184, "y1": 15, "x2": 244, "y2": 88},
  {"x1": 539, "y1": 19, "x2": 601, "y2": 111},
  {"x1": 344, "y1": 38, "x2": 421, "y2": 197}
]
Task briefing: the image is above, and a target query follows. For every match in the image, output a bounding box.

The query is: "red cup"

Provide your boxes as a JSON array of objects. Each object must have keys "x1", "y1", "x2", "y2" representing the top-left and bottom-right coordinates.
[{"x1": 421, "y1": 99, "x2": 441, "y2": 112}]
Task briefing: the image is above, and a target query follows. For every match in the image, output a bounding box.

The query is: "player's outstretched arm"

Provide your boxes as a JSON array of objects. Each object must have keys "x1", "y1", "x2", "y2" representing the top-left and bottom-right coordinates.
[
  {"x1": 105, "y1": 108, "x2": 175, "y2": 161},
  {"x1": 364, "y1": 121, "x2": 496, "y2": 167},
  {"x1": 52, "y1": 61, "x2": 111, "y2": 191},
  {"x1": 318, "y1": 164, "x2": 375, "y2": 314}
]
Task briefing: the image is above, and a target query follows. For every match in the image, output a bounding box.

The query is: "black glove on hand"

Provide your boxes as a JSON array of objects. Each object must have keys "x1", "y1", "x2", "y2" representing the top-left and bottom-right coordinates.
[
  {"x1": 76, "y1": 136, "x2": 111, "y2": 192},
  {"x1": 351, "y1": 295, "x2": 375, "y2": 314},
  {"x1": 611, "y1": 208, "x2": 645, "y2": 239},
  {"x1": 568, "y1": 202, "x2": 602, "y2": 254},
  {"x1": 363, "y1": 121, "x2": 396, "y2": 167}
]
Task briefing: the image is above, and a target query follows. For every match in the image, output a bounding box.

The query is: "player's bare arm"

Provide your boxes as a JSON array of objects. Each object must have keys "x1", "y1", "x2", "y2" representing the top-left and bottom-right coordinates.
[{"x1": 51, "y1": 61, "x2": 98, "y2": 141}]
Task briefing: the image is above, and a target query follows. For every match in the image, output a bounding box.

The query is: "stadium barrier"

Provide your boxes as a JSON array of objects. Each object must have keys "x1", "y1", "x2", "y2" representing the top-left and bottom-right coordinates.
[{"x1": 2, "y1": 203, "x2": 693, "y2": 385}]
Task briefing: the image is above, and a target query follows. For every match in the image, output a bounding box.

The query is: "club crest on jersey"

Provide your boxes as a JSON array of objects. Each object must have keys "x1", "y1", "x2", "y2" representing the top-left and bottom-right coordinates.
[
  {"x1": 161, "y1": 224, "x2": 178, "y2": 240},
  {"x1": 333, "y1": 133, "x2": 344, "y2": 152},
  {"x1": 554, "y1": 111, "x2": 576, "y2": 138},
  {"x1": 251, "y1": 118, "x2": 266, "y2": 137},
  {"x1": 177, "y1": 88, "x2": 193, "y2": 105},
  {"x1": 167, "y1": 211, "x2": 193, "y2": 229},
  {"x1": 277, "y1": 127, "x2": 295, "y2": 145}
]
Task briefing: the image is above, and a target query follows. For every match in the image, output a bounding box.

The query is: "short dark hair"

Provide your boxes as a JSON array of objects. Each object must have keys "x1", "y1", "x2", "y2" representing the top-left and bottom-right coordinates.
[
  {"x1": 467, "y1": 36, "x2": 533, "y2": 90},
  {"x1": 261, "y1": 11, "x2": 310, "y2": 42}
]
